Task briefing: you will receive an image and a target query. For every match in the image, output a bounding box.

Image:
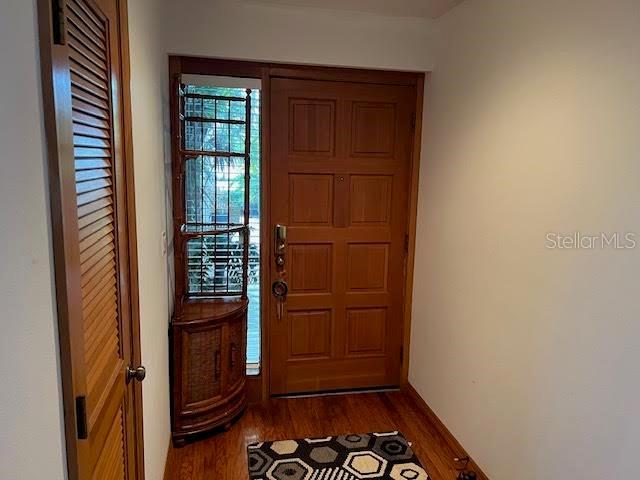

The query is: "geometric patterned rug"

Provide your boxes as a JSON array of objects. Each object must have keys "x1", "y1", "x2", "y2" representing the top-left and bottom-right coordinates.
[{"x1": 247, "y1": 431, "x2": 430, "y2": 479}]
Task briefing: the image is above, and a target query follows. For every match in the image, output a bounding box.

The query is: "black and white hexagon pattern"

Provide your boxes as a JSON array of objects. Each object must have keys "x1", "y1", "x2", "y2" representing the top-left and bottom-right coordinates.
[{"x1": 247, "y1": 431, "x2": 429, "y2": 479}]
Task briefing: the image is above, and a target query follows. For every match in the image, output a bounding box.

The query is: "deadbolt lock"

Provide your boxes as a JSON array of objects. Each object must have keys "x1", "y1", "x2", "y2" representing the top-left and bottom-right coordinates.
[{"x1": 274, "y1": 224, "x2": 287, "y2": 269}]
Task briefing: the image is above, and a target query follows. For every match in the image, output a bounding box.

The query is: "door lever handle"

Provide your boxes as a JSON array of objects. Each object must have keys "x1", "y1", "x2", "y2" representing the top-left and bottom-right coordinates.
[{"x1": 126, "y1": 365, "x2": 146, "y2": 383}]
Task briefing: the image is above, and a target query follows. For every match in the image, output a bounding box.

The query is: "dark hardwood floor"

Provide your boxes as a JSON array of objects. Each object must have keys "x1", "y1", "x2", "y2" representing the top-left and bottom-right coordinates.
[{"x1": 164, "y1": 389, "x2": 485, "y2": 479}]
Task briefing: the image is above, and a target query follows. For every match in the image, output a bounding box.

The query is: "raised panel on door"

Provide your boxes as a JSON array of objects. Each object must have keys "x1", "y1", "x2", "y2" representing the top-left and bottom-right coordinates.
[
  {"x1": 288, "y1": 244, "x2": 333, "y2": 294},
  {"x1": 350, "y1": 102, "x2": 396, "y2": 157},
  {"x1": 288, "y1": 309, "x2": 333, "y2": 359},
  {"x1": 289, "y1": 174, "x2": 334, "y2": 225},
  {"x1": 350, "y1": 175, "x2": 393, "y2": 225},
  {"x1": 41, "y1": 0, "x2": 139, "y2": 477},
  {"x1": 346, "y1": 243, "x2": 389, "y2": 291},
  {"x1": 346, "y1": 308, "x2": 387, "y2": 357},
  {"x1": 289, "y1": 99, "x2": 336, "y2": 155},
  {"x1": 270, "y1": 77, "x2": 415, "y2": 394}
]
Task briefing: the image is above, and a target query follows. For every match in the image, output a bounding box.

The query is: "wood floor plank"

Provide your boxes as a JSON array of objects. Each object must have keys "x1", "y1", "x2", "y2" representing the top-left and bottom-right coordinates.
[{"x1": 165, "y1": 390, "x2": 488, "y2": 480}]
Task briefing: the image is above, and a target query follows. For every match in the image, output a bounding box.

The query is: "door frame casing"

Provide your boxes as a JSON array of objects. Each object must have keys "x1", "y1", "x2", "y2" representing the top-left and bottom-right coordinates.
[
  {"x1": 37, "y1": 0, "x2": 145, "y2": 478},
  {"x1": 168, "y1": 56, "x2": 424, "y2": 402}
]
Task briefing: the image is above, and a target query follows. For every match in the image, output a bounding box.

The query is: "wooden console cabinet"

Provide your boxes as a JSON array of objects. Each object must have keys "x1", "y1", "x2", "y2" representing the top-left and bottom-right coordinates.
[
  {"x1": 170, "y1": 299, "x2": 248, "y2": 446},
  {"x1": 169, "y1": 72, "x2": 256, "y2": 446}
]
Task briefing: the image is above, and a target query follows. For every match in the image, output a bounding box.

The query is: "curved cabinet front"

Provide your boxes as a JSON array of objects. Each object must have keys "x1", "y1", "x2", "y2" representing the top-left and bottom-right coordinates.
[{"x1": 171, "y1": 299, "x2": 248, "y2": 446}]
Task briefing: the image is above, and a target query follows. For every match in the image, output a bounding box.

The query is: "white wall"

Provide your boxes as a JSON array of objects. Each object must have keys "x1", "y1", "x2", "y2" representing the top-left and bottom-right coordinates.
[
  {"x1": 161, "y1": 0, "x2": 436, "y2": 72},
  {"x1": 128, "y1": 2, "x2": 172, "y2": 480},
  {"x1": 0, "y1": 1, "x2": 67, "y2": 479},
  {"x1": 410, "y1": 0, "x2": 640, "y2": 478}
]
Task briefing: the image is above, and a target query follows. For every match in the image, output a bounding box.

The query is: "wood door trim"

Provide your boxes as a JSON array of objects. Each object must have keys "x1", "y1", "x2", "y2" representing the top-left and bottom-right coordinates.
[
  {"x1": 259, "y1": 67, "x2": 273, "y2": 403},
  {"x1": 401, "y1": 74, "x2": 425, "y2": 384},
  {"x1": 117, "y1": 0, "x2": 145, "y2": 477},
  {"x1": 37, "y1": 0, "x2": 144, "y2": 478},
  {"x1": 37, "y1": 2, "x2": 82, "y2": 476},
  {"x1": 174, "y1": 56, "x2": 420, "y2": 86},
  {"x1": 268, "y1": 66, "x2": 418, "y2": 86},
  {"x1": 168, "y1": 56, "x2": 424, "y2": 401}
]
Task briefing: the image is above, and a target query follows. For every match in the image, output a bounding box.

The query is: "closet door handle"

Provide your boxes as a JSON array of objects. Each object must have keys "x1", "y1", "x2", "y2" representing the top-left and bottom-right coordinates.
[{"x1": 126, "y1": 365, "x2": 146, "y2": 384}]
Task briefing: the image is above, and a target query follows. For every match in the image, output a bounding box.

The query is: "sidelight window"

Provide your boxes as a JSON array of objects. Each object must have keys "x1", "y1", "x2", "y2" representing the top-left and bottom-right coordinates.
[{"x1": 177, "y1": 78, "x2": 261, "y2": 372}]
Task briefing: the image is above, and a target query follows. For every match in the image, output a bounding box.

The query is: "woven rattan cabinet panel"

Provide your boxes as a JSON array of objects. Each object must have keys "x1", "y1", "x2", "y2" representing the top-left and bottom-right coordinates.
[
  {"x1": 184, "y1": 326, "x2": 223, "y2": 405},
  {"x1": 171, "y1": 300, "x2": 248, "y2": 446}
]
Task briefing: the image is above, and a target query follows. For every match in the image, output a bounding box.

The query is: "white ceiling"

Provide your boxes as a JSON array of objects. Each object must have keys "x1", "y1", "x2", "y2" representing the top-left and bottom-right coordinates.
[{"x1": 246, "y1": 0, "x2": 465, "y2": 19}]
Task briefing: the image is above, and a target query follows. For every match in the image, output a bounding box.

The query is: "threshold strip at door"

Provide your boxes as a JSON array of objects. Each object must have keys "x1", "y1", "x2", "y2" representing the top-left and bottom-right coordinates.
[{"x1": 274, "y1": 386, "x2": 400, "y2": 399}]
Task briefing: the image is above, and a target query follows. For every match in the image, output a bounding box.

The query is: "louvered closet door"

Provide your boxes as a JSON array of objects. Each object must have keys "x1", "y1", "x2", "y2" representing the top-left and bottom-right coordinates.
[{"x1": 51, "y1": 0, "x2": 137, "y2": 478}]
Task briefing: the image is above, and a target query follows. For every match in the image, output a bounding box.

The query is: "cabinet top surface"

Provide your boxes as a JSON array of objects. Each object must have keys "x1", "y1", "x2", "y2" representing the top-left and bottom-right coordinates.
[{"x1": 177, "y1": 297, "x2": 249, "y2": 323}]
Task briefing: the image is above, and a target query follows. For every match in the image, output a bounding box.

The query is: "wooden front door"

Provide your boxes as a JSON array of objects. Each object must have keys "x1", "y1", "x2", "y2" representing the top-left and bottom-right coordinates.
[
  {"x1": 269, "y1": 77, "x2": 415, "y2": 394},
  {"x1": 39, "y1": 0, "x2": 143, "y2": 478}
]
